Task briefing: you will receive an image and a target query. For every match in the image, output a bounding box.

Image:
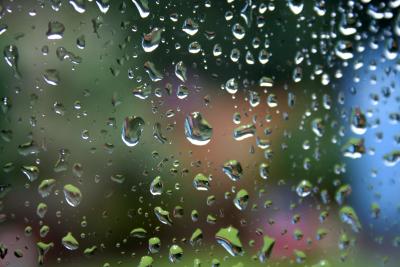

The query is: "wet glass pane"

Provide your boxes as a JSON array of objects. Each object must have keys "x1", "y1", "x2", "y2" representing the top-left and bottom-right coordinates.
[{"x1": 0, "y1": 0, "x2": 399, "y2": 266}]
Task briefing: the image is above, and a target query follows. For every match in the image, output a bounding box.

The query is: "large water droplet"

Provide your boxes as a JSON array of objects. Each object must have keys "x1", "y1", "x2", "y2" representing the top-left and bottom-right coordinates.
[
  {"x1": 38, "y1": 179, "x2": 56, "y2": 198},
  {"x1": 383, "y1": 150, "x2": 400, "y2": 167},
  {"x1": 150, "y1": 176, "x2": 163, "y2": 195},
  {"x1": 233, "y1": 123, "x2": 256, "y2": 141},
  {"x1": 182, "y1": 18, "x2": 199, "y2": 36},
  {"x1": 233, "y1": 189, "x2": 249, "y2": 211},
  {"x1": 63, "y1": 184, "x2": 82, "y2": 207},
  {"x1": 21, "y1": 165, "x2": 39, "y2": 182},
  {"x1": 225, "y1": 78, "x2": 239, "y2": 94},
  {"x1": 190, "y1": 228, "x2": 203, "y2": 246},
  {"x1": 296, "y1": 180, "x2": 312, "y2": 197},
  {"x1": 144, "y1": 61, "x2": 163, "y2": 82},
  {"x1": 132, "y1": 0, "x2": 150, "y2": 18},
  {"x1": 95, "y1": 0, "x2": 110, "y2": 13},
  {"x1": 184, "y1": 112, "x2": 212, "y2": 145},
  {"x1": 258, "y1": 235, "x2": 275, "y2": 262},
  {"x1": 142, "y1": 28, "x2": 162, "y2": 52},
  {"x1": 139, "y1": 255, "x2": 154, "y2": 267},
  {"x1": 122, "y1": 116, "x2": 145, "y2": 147},
  {"x1": 154, "y1": 206, "x2": 173, "y2": 225},
  {"x1": 339, "y1": 206, "x2": 362, "y2": 233},
  {"x1": 193, "y1": 173, "x2": 210, "y2": 191},
  {"x1": 223, "y1": 160, "x2": 243, "y2": 181},
  {"x1": 130, "y1": 227, "x2": 147, "y2": 238},
  {"x1": 175, "y1": 61, "x2": 187, "y2": 82},
  {"x1": 46, "y1": 21, "x2": 65, "y2": 40},
  {"x1": 215, "y1": 226, "x2": 243, "y2": 256},
  {"x1": 148, "y1": 237, "x2": 161, "y2": 253},
  {"x1": 232, "y1": 23, "x2": 245, "y2": 40},
  {"x1": 43, "y1": 69, "x2": 60, "y2": 86},
  {"x1": 288, "y1": 0, "x2": 304, "y2": 15},
  {"x1": 169, "y1": 245, "x2": 183, "y2": 263},
  {"x1": 3, "y1": 44, "x2": 20, "y2": 78},
  {"x1": 61, "y1": 232, "x2": 79, "y2": 250},
  {"x1": 342, "y1": 138, "x2": 365, "y2": 159},
  {"x1": 69, "y1": 0, "x2": 86, "y2": 13}
]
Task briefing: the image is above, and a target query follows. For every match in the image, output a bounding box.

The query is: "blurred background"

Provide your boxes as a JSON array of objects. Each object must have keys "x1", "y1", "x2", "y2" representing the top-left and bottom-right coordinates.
[{"x1": 0, "y1": 0, "x2": 399, "y2": 266}]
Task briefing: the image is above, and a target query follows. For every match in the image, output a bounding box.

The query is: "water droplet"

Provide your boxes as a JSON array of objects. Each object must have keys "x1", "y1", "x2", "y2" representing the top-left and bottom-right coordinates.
[
  {"x1": 233, "y1": 189, "x2": 249, "y2": 210},
  {"x1": 213, "y1": 43, "x2": 222, "y2": 56},
  {"x1": 144, "y1": 61, "x2": 163, "y2": 82},
  {"x1": 21, "y1": 165, "x2": 39, "y2": 182},
  {"x1": 83, "y1": 246, "x2": 97, "y2": 256},
  {"x1": 249, "y1": 91, "x2": 260, "y2": 107},
  {"x1": 154, "y1": 206, "x2": 172, "y2": 225},
  {"x1": 169, "y1": 245, "x2": 183, "y2": 263},
  {"x1": 233, "y1": 123, "x2": 256, "y2": 141},
  {"x1": 132, "y1": 85, "x2": 151, "y2": 100},
  {"x1": 258, "y1": 235, "x2": 275, "y2": 262},
  {"x1": 176, "y1": 85, "x2": 189, "y2": 99},
  {"x1": 223, "y1": 160, "x2": 243, "y2": 181},
  {"x1": 139, "y1": 255, "x2": 154, "y2": 267},
  {"x1": 182, "y1": 18, "x2": 199, "y2": 36},
  {"x1": 383, "y1": 150, "x2": 400, "y2": 167},
  {"x1": 132, "y1": 0, "x2": 150, "y2": 18},
  {"x1": 260, "y1": 76, "x2": 274, "y2": 87},
  {"x1": 342, "y1": 138, "x2": 365, "y2": 159},
  {"x1": 335, "y1": 184, "x2": 352, "y2": 205},
  {"x1": 69, "y1": 0, "x2": 86, "y2": 13},
  {"x1": 148, "y1": 237, "x2": 161, "y2": 253},
  {"x1": 188, "y1": 41, "x2": 201, "y2": 54},
  {"x1": 190, "y1": 228, "x2": 203, "y2": 246},
  {"x1": 77, "y1": 35, "x2": 85, "y2": 49},
  {"x1": 267, "y1": 94, "x2": 278, "y2": 108},
  {"x1": 296, "y1": 180, "x2": 312, "y2": 197},
  {"x1": 311, "y1": 118, "x2": 324, "y2": 137},
  {"x1": 3, "y1": 44, "x2": 20, "y2": 78},
  {"x1": 294, "y1": 249, "x2": 307, "y2": 263},
  {"x1": 142, "y1": 28, "x2": 162, "y2": 52},
  {"x1": 232, "y1": 23, "x2": 245, "y2": 40},
  {"x1": 46, "y1": 21, "x2": 65, "y2": 40},
  {"x1": 184, "y1": 112, "x2": 212, "y2": 146},
  {"x1": 175, "y1": 61, "x2": 187, "y2": 82},
  {"x1": 335, "y1": 40, "x2": 354, "y2": 60},
  {"x1": 95, "y1": 0, "x2": 110, "y2": 13},
  {"x1": 339, "y1": 206, "x2": 362, "y2": 233},
  {"x1": 63, "y1": 184, "x2": 82, "y2": 207},
  {"x1": 122, "y1": 116, "x2": 145, "y2": 147},
  {"x1": 130, "y1": 227, "x2": 147, "y2": 238},
  {"x1": 292, "y1": 66, "x2": 303, "y2": 82},
  {"x1": 37, "y1": 242, "x2": 54, "y2": 265},
  {"x1": 225, "y1": 78, "x2": 239, "y2": 94},
  {"x1": 36, "y1": 203, "x2": 47, "y2": 219},
  {"x1": 38, "y1": 179, "x2": 56, "y2": 198},
  {"x1": 43, "y1": 69, "x2": 60, "y2": 86},
  {"x1": 40, "y1": 225, "x2": 49, "y2": 238},
  {"x1": 215, "y1": 226, "x2": 243, "y2": 256},
  {"x1": 230, "y1": 48, "x2": 240, "y2": 62},
  {"x1": 259, "y1": 163, "x2": 269, "y2": 179},
  {"x1": 312, "y1": 260, "x2": 331, "y2": 267},
  {"x1": 150, "y1": 176, "x2": 163, "y2": 195},
  {"x1": 153, "y1": 122, "x2": 167, "y2": 144},
  {"x1": 288, "y1": 0, "x2": 304, "y2": 15},
  {"x1": 61, "y1": 232, "x2": 79, "y2": 250},
  {"x1": 193, "y1": 173, "x2": 210, "y2": 191}
]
